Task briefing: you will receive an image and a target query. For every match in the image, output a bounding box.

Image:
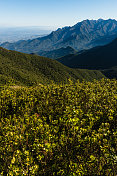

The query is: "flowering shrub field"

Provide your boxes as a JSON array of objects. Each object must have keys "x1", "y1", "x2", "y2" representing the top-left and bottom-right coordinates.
[{"x1": 0, "y1": 79, "x2": 117, "y2": 175}]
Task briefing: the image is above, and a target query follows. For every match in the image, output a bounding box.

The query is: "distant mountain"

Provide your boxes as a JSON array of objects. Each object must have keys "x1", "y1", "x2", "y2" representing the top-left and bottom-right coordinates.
[
  {"x1": 0, "y1": 47, "x2": 105, "y2": 86},
  {"x1": 57, "y1": 38, "x2": 117, "y2": 79},
  {"x1": 1, "y1": 19, "x2": 117, "y2": 53},
  {"x1": 33, "y1": 46, "x2": 77, "y2": 59}
]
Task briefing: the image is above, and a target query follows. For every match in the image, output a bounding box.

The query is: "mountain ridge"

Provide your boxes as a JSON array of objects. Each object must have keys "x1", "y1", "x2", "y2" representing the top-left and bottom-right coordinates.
[{"x1": 1, "y1": 19, "x2": 117, "y2": 54}]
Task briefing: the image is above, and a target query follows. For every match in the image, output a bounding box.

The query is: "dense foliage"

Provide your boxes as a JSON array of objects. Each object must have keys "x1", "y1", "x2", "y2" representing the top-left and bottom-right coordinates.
[{"x1": 0, "y1": 79, "x2": 117, "y2": 175}]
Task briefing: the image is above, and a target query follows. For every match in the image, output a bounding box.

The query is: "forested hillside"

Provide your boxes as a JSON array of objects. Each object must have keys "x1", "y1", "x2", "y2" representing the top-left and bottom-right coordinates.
[
  {"x1": 57, "y1": 38, "x2": 117, "y2": 70},
  {"x1": 0, "y1": 47, "x2": 105, "y2": 86}
]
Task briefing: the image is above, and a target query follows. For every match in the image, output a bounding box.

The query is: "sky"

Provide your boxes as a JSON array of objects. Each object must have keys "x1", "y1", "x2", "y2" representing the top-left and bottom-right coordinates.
[{"x1": 0, "y1": 0, "x2": 117, "y2": 28}]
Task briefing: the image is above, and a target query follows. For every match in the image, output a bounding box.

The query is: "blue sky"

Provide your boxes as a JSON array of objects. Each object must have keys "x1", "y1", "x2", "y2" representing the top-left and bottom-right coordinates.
[{"x1": 0, "y1": 0, "x2": 117, "y2": 28}]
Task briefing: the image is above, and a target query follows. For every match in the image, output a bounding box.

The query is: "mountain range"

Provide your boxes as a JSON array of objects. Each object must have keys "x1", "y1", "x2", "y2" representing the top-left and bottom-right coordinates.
[
  {"x1": 1, "y1": 19, "x2": 117, "y2": 55},
  {"x1": 1, "y1": 18, "x2": 117, "y2": 83}
]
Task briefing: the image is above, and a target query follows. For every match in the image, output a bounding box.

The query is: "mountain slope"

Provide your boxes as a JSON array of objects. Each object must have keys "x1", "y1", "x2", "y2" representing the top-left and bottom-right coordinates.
[
  {"x1": 0, "y1": 47, "x2": 105, "y2": 86},
  {"x1": 57, "y1": 38, "x2": 117, "y2": 69},
  {"x1": 33, "y1": 46, "x2": 77, "y2": 59},
  {"x1": 1, "y1": 19, "x2": 117, "y2": 53}
]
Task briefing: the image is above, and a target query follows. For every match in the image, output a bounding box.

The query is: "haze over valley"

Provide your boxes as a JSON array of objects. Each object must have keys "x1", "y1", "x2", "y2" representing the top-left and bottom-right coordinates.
[{"x1": 0, "y1": 26, "x2": 54, "y2": 43}]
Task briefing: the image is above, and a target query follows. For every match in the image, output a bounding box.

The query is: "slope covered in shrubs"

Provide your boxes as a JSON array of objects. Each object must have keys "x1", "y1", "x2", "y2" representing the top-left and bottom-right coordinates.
[
  {"x1": 0, "y1": 79, "x2": 117, "y2": 175},
  {"x1": 0, "y1": 47, "x2": 105, "y2": 86}
]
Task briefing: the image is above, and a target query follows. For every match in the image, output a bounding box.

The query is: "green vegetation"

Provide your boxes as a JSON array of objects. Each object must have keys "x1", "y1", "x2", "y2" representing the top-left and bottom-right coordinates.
[
  {"x1": 0, "y1": 47, "x2": 105, "y2": 86},
  {"x1": 0, "y1": 79, "x2": 117, "y2": 175}
]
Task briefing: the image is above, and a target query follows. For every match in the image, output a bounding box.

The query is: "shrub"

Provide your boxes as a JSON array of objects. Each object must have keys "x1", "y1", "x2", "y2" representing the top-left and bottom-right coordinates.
[{"x1": 0, "y1": 79, "x2": 117, "y2": 175}]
